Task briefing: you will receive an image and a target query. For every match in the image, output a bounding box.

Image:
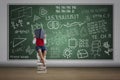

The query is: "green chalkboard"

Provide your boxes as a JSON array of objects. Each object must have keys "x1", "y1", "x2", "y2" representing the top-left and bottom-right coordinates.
[{"x1": 8, "y1": 5, "x2": 113, "y2": 59}]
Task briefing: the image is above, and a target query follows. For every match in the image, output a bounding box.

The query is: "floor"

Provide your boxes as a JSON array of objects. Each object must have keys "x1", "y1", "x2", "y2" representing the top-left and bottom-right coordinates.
[{"x1": 0, "y1": 67, "x2": 120, "y2": 80}]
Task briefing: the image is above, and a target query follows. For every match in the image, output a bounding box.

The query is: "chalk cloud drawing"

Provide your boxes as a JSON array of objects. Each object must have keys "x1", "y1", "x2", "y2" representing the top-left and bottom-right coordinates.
[
  {"x1": 13, "y1": 38, "x2": 27, "y2": 48},
  {"x1": 63, "y1": 48, "x2": 72, "y2": 59},
  {"x1": 77, "y1": 49, "x2": 88, "y2": 58}
]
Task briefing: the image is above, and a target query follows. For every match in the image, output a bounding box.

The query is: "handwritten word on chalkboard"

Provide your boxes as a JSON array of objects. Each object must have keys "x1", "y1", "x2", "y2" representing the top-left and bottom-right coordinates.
[{"x1": 9, "y1": 5, "x2": 113, "y2": 59}]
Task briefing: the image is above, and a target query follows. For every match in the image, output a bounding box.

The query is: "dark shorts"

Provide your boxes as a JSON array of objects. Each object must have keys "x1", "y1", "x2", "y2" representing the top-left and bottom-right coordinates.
[{"x1": 35, "y1": 46, "x2": 47, "y2": 52}]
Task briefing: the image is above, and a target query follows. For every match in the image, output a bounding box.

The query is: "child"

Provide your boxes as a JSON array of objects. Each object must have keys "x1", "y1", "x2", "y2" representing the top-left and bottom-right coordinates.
[{"x1": 33, "y1": 28, "x2": 47, "y2": 67}]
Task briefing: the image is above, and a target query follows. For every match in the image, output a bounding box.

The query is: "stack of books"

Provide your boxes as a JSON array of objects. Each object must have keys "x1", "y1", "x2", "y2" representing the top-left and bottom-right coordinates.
[{"x1": 37, "y1": 62, "x2": 47, "y2": 73}]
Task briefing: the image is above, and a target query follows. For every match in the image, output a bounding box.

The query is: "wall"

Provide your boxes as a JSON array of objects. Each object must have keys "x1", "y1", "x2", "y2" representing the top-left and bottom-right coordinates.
[{"x1": 0, "y1": 0, "x2": 120, "y2": 67}]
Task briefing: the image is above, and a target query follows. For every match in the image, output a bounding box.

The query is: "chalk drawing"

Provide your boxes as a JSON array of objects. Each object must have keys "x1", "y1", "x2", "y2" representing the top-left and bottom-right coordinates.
[
  {"x1": 92, "y1": 13, "x2": 110, "y2": 19},
  {"x1": 100, "y1": 34, "x2": 112, "y2": 39},
  {"x1": 11, "y1": 19, "x2": 23, "y2": 29},
  {"x1": 63, "y1": 48, "x2": 72, "y2": 59},
  {"x1": 50, "y1": 47, "x2": 60, "y2": 58},
  {"x1": 91, "y1": 40, "x2": 101, "y2": 58},
  {"x1": 26, "y1": 45, "x2": 35, "y2": 55},
  {"x1": 15, "y1": 47, "x2": 23, "y2": 52},
  {"x1": 11, "y1": 7, "x2": 32, "y2": 20},
  {"x1": 79, "y1": 26, "x2": 88, "y2": 37},
  {"x1": 81, "y1": 8, "x2": 108, "y2": 14},
  {"x1": 26, "y1": 22, "x2": 30, "y2": 25},
  {"x1": 62, "y1": 22, "x2": 71, "y2": 27},
  {"x1": 79, "y1": 39, "x2": 89, "y2": 47},
  {"x1": 12, "y1": 47, "x2": 24, "y2": 53},
  {"x1": 11, "y1": 21, "x2": 16, "y2": 29},
  {"x1": 68, "y1": 38, "x2": 78, "y2": 49},
  {"x1": 45, "y1": 14, "x2": 79, "y2": 20},
  {"x1": 85, "y1": 16, "x2": 91, "y2": 22},
  {"x1": 13, "y1": 38, "x2": 27, "y2": 48},
  {"x1": 47, "y1": 21, "x2": 60, "y2": 29},
  {"x1": 66, "y1": 28, "x2": 79, "y2": 37},
  {"x1": 11, "y1": 7, "x2": 24, "y2": 19},
  {"x1": 87, "y1": 19, "x2": 107, "y2": 34},
  {"x1": 18, "y1": 19, "x2": 23, "y2": 26},
  {"x1": 55, "y1": 5, "x2": 76, "y2": 13},
  {"x1": 77, "y1": 49, "x2": 88, "y2": 59},
  {"x1": 62, "y1": 21, "x2": 85, "y2": 28},
  {"x1": 33, "y1": 15, "x2": 41, "y2": 22},
  {"x1": 91, "y1": 35, "x2": 98, "y2": 39},
  {"x1": 31, "y1": 23, "x2": 43, "y2": 35},
  {"x1": 24, "y1": 7, "x2": 32, "y2": 17},
  {"x1": 18, "y1": 8, "x2": 24, "y2": 18},
  {"x1": 14, "y1": 30, "x2": 29, "y2": 34},
  {"x1": 39, "y1": 8, "x2": 48, "y2": 16},
  {"x1": 103, "y1": 41, "x2": 113, "y2": 55}
]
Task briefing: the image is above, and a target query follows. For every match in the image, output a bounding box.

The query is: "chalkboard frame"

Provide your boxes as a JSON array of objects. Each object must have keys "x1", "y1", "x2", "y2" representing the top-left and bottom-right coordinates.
[{"x1": 7, "y1": 4, "x2": 113, "y2": 60}]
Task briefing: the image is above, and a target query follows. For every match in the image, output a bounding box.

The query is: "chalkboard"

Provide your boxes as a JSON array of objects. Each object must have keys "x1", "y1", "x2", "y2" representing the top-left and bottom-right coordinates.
[{"x1": 8, "y1": 5, "x2": 113, "y2": 59}]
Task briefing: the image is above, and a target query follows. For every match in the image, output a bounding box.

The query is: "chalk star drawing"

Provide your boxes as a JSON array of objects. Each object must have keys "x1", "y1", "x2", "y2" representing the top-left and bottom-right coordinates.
[
  {"x1": 63, "y1": 48, "x2": 72, "y2": 59},
  {"x1": 13, "y1": 38, "x2": 27, "y2": 48},
  {"x1": 103, "y1": 41, "x2": 113, "y2": 55},
  {"x1": 77, "y1": 49, "x2": 88, "y2": 59}
]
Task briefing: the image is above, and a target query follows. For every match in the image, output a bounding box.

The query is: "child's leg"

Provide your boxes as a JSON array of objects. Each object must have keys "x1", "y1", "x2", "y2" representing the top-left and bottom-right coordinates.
[
  {"x1": 42, "y1": 50, "x2": 47, "y2": 58},
  {"x1": 38, "y1": 49, "x2": 45, "y2": 66}
]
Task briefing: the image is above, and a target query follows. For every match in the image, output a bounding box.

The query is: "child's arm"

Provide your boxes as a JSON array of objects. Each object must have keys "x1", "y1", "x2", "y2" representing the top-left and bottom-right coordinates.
[
  {"x1": 44, "y1": 34, "x2": 47, "y2": 44},
  {"x1": 32, "y1": 35, "x2": 36, "y2": 44}
]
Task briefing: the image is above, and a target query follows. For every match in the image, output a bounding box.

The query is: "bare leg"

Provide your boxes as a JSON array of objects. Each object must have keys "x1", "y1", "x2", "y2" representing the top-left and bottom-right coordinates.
[
  {"x1": 42, "y1": 50, "x2": 47, "y2": 58},
  {"x1": 38, "y1": 49, "x2": 45, "y2": 66}
]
